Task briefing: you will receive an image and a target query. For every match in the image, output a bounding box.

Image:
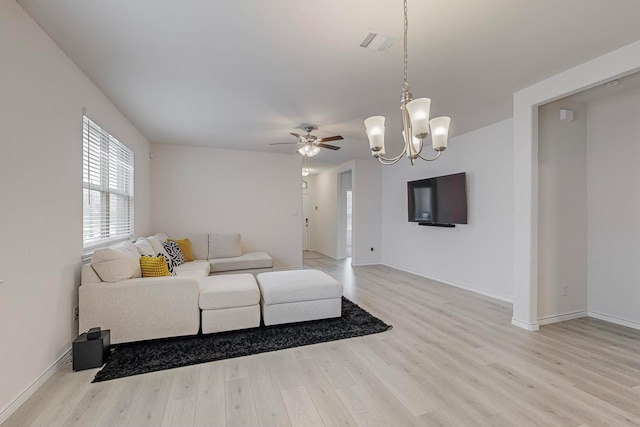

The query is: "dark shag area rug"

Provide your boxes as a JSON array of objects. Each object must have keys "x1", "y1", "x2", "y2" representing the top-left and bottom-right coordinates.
[{"x1": 93, "y1": 297, "x2": 391, "y2": 382}]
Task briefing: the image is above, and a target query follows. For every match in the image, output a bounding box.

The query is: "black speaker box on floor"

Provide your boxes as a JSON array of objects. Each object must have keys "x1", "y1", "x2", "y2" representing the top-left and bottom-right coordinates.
[{"x1": 72, "y1": 329, "x2": 110, "y2": 371}]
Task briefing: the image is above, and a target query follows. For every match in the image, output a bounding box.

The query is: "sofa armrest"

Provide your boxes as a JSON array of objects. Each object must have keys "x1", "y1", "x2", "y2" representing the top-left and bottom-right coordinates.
[{"x1": 79, "y1": 276, "x2": 200, "y2": 344}]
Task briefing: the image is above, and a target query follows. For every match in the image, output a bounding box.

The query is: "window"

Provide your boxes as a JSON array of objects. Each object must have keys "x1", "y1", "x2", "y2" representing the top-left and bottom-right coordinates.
[{"x1": 83, "y1": 115, "x2": 134, "y2": 249}]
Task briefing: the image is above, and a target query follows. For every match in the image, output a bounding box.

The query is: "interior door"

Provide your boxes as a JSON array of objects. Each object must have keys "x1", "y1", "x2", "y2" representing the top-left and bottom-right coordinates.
[{"x1": 302, "y1": 193, "x2": 310, "y2": 251}]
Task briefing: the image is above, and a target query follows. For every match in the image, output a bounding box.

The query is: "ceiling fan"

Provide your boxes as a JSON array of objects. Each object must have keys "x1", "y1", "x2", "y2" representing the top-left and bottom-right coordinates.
[{"x1": 269, "y1": 126, "x2": 343, "y2": 156}]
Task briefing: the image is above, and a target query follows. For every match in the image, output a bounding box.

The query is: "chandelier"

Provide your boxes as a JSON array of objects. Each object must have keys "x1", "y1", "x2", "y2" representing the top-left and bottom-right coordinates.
[{"x1": 364, "y1": 0, "x2": 451, "y2": 165}]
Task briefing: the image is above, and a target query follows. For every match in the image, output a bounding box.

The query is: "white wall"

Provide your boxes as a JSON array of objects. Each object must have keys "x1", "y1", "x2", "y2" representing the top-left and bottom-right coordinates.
[
  {"x1": 381, "y1": 119, "x2": 514, "y2": 302},
  {"x1": 0, "y1": 0, "x2": 151, "y2": 419},
  {"x1": 586, "y1": 87, "x2": 640, "y2": 328},
  {"x1": 537, "y1": 101, "x2": 588, "y2": 322},
  {"x1": 352, "y1": 160, "x2": 381, "y2": 265},
  {"x1": 150, "y1": 144, "x2": 302, "y2": 269},
  {"x1": 310, "y1": 159, "x2": 381, "y2": 265}
]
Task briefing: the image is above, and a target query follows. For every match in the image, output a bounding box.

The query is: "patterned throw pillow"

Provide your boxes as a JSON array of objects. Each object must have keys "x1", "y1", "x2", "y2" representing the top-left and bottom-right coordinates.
[
  {"x1": 162, "y1": 241, "x2": 185, "y2": 267},
  {"x1": 140, "y1": 255, "x2": 170, "y2": 277},
  {"x1": 174, "y1": 238, "x2": 194, "y2": 262},
  {"x1": 159, "y1": 252, "x2": 177, "y2": 276}
]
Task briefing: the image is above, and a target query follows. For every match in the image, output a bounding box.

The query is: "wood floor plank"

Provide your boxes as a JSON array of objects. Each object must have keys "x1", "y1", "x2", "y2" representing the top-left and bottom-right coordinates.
[
  {"x1": 193, "y1": 362, "x2": 226, "y2": 427},
  {"x1": 126, "y1": 374, "x2": 173, "y2": 427},
  {"x1": 244, "y1": 356, "x2": 292, "y2": 427},
  {"x1": 293, "y1": 355, "x2": 358, "y2": 427},
  {"x1": 225, "y1": 377, "x2": 259, "y2": 427},
  {"x1": 344, "y1": 339, "x2": 438, "y2": 416},
  {"x1": 62, "y1": 381, "x2": 113, "y2": 427},
  {"x1": 280, "y1": 386, "x2": 325, "y2": 427},
  {"x1": 161, "y1": 397, "x2": 196, "y2": 427}
]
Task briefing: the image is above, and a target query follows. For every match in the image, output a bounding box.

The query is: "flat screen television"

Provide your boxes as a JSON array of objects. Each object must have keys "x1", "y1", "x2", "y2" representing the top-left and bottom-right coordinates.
[{"x1": 407, "y1": 172, "x2": 468, "y2": 226}]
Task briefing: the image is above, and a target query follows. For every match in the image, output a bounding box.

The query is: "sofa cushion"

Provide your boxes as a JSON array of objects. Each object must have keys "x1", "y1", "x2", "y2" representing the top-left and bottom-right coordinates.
[
  {"x1": 182, "y1": 233, "x2": 208, "y2": 260},
  {"x1": 198, "y1": 274, "x2": 260, "y2": 310},
  {"x1": 162, "y1": 241, "x2": 185, "y2": 267},
  {"x1": 209, "y1": 233, "x2": 242, "y2": 259},
  {"x1": 91, "y1": 241, "x2": 141, "y2": 282},
  {"x1": 174, "y1": 260, "x2": 211, "y2": 276},
  {"x1": 147, "y1": 235, "x2": 170, "y2": 259},
  {"x1": 134, "y1": 238, "x2": 155, "y2": 256},
  {"x1": 257, "y1": 269, "x2": 342, "y2": 306},
  {"x1": 140, "y1": 255, "x2": 170, "y2": 277},
  {"x1": 209, "y1": 251, "x2": 273, "y2": 273},
  {"x1": 174, "y1": 238, "x2": 194, "y2": 262},
  {"x1": 155, "y1": 232, "x2": 170, "y2": 242}
]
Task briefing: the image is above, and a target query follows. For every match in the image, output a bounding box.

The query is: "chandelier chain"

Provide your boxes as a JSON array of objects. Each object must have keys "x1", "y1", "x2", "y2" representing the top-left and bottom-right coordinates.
[{"x1": 402, "y1": 0, "x2": 409, "y2": 92}]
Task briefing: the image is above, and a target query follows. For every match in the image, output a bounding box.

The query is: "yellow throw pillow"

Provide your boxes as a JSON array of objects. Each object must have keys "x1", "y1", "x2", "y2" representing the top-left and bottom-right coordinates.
[
  {"x1": 174, "y1": 238, "x2": 194, "y2": 262},
  {"x1": 140, "y1": 256, "x2": 170, "y2": 277}
]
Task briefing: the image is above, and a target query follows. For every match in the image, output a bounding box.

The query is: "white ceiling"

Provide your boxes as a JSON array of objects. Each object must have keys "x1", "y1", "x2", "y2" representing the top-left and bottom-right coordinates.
[{"x1": 17, "y1": 0, "x2": 640, "y2": 173}]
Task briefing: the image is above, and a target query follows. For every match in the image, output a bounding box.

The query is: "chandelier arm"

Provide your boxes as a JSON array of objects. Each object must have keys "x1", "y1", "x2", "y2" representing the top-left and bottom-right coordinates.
[
  {"x1": 376, "y1": 155, "x2": 405, "y2": 165},
  {"x1": 374, "y1": 140, "x2": 408, "y2": 164},
  {"x1": 417, "y1": 151, "x2": 442, "y2": 162}
]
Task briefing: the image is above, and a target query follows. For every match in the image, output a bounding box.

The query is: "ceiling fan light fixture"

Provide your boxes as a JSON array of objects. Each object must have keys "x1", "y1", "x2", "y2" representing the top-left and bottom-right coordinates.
[{"x1": 298, "y1": 144, "x2": 320, "y2": 157}]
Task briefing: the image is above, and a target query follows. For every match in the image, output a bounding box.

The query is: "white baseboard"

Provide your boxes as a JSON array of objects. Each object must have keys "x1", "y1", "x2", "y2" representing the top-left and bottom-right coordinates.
[
  {"x1": 273, "y1": 266, "x2": 303, "y2": 271},
  {"x1": 0, "y1": 348, "x2": 72, "y2": 425},
  {"x1": 351, "y1": 261, "x2": 380, "y2": 267},
  {"x1": 511, "y1": 317, "x2": 540, "y2": 331},
  {"x1": 538, "y1": 310, "x2": 587, "y2": 326},
  {"x1": 588, "y1": 311, "x2": 640, "y2": 331},
  {"x1": 382, "y1": 262, "x2": 513, "y2": 303},
  {"x1": 311, "y1": 249, "x2": 338, "y2": 260}
]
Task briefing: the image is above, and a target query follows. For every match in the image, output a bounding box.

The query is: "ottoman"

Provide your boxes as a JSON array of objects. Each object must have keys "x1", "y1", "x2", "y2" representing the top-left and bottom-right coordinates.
[
  {"x1": 198, "y1": 274, "x2": 261, "y2": 334},
  {"x1": 256, "y1": 269, "x2": 343, "y2": 326}
]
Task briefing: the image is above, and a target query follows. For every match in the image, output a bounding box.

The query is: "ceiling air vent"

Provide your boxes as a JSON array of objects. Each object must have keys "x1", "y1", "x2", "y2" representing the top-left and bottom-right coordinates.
[{"x1": 359, "y1": 31, "x2": 395, "y2": 52}]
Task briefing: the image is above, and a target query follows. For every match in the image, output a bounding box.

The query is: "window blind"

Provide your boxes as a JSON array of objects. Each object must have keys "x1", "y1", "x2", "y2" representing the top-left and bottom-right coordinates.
[{"x1": 83, "y1": 115, "x2": 134, "y2": 249}]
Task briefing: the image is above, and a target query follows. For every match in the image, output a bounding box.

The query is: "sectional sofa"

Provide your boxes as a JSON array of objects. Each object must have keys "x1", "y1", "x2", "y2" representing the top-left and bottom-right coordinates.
[{"x1": 79, "y1": 232, "x2": 273, "y2": 344}]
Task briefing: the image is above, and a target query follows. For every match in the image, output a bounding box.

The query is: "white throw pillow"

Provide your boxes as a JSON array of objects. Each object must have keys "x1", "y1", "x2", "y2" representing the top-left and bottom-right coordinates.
[
  {"x1": 91, "y1": 241, "x2": 141, "y2": 282},
  {"x1": 182, "y1": 233, "x2": 209, "y2": 260},
  {"x1": 134, "y1": 238, "x2": 155, "y2": 256},
  {"x1": 155, "y1": 232, "x2": 170, "y2": 242},
  {"x1": 147, "y1": 235, "x2": 170, "y2": 259},
  {"x1": 209, "y1": 233, "x2": 242, "y2": 259}
]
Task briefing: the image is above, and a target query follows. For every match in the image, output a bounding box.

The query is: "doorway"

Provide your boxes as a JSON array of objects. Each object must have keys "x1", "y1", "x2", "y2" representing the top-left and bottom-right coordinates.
[
  {"x1": 338, "y1": 170, "x2": 352, "y2": 259},
  {"x1": 346, "y1": 189, "x2": 352, "y2": 257}
]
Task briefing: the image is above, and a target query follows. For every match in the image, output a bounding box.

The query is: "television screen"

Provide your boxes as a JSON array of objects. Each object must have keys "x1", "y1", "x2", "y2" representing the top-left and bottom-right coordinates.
[{"x1": 407, "y1": 172, "x2": 467, "y2": 225}]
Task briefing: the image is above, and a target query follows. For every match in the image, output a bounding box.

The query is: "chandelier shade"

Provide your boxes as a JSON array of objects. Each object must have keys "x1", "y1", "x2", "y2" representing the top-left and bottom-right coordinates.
[
  {"x1": 364, "y1": 116, "x2": 385, "y2": 151},
  {"x1": 406, "y1": 98, "x2": 431, "y2": 137},
  {"x1": 430, "y1": 116, "x2": 451, "y2": 151}
]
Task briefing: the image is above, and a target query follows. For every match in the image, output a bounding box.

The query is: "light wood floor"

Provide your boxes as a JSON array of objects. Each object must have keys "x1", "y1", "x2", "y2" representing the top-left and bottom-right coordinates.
[{"x1": 5, "y1": 256, "x2": 640, "y2": 426}]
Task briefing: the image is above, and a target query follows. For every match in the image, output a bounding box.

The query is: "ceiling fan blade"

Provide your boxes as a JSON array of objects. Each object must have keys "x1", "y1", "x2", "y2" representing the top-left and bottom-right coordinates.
[
  {"x1": 317, "y1": 143, "x2": 341, "y2": 151},
  {"x1": 269, "y1": 142, "x2": 302, "y2": 145},
  {"x1": 290, "y1": 133, "x2": 301, "y2": 139},
  {"x1": 317, "y1": 135, "x2": 343, "y2": 142}
]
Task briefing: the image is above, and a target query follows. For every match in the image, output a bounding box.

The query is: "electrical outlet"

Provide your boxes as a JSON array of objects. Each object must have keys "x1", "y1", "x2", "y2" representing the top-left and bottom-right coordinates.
[
  {"x1": 73, "y1": 306, "x2": 79, "y2": 322},
  {"x1": 561, "y1": 285, "x2": 568, "y2": 296}
]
